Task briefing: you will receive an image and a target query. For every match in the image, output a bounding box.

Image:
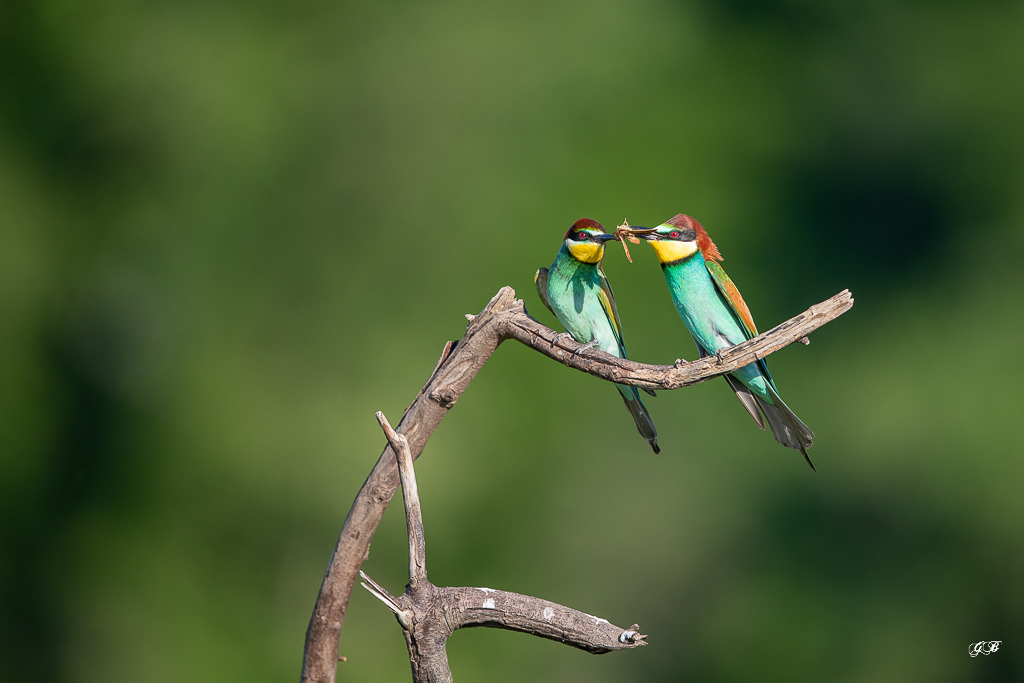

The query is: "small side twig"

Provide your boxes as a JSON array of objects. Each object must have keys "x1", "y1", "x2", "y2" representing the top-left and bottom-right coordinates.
[
  {"x1": 375, "y1": 412, "x2": 426, "y2": 588},
  {"x1": 358, "y1": 571, "x2": 412, "y2": 630}
]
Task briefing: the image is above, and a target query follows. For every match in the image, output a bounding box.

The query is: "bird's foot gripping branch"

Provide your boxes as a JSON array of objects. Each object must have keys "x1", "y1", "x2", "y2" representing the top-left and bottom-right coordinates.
[{"x1": 302, "y1": 285, "x2": 852, "y2": 683}]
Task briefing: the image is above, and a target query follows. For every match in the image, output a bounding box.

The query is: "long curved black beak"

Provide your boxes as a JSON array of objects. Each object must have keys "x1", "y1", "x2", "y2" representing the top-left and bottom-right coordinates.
[{"x1": 595, "y1": 233, "x2": 619, "y2": 244}]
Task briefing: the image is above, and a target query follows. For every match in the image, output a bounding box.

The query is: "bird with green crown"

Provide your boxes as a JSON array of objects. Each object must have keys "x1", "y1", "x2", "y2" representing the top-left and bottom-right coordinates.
[
  {"x1": 622, "y1": 214, "x2": 814, "y2": 468},
  {"x1": 535, "y1": 218, "x2": 660, "y2": 453}
]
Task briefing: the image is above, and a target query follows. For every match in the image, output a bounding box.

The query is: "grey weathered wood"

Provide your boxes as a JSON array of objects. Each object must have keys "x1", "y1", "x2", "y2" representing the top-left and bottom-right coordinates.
[
  {"x1": 301, "y1": 286, "x2": 853, "y2": 683},
  {"x1": 498, "y1": 289, "x2": 854, "y2": 390},
  {"x1": 441, "y1": 587, "x2": 646, "y2": 654}
]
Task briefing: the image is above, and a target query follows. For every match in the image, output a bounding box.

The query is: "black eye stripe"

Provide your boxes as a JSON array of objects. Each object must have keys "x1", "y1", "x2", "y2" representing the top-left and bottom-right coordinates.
[{"x1": 675, "y1": 228, "x2": 696, "y2": 241}]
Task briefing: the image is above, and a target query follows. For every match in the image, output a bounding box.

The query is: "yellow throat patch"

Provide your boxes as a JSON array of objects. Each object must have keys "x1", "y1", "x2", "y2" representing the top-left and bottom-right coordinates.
[
  {"x1": 567, "y1": 241, "x2": 604, "y2": 264},
  {"x1": 650, "y1": 239, "x2": 698, "y2": 264}
]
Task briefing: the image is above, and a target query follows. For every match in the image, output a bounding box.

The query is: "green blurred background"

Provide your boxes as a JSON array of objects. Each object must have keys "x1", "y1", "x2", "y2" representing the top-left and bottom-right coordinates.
[{"x1": 2, "y1": 0, "x2": 1023, "y2": 681}]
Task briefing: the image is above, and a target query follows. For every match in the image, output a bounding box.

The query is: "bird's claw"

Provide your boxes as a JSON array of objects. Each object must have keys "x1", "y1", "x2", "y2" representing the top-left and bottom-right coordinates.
[
  {"x1": 550, "y1": 332, "x2": 573, "y2": 347},
  {"x1": 573, "y1": 339, "x2": 600, "y2": 356}
]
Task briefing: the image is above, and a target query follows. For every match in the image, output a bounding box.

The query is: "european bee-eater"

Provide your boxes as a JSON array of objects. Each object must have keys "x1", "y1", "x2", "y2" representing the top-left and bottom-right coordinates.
[
  {"x1": 535, "y1": 218, "x2": 660, "y2": 453},
  {"x1": 629, "y1": 214, "x2": 814, "y2": 468}
]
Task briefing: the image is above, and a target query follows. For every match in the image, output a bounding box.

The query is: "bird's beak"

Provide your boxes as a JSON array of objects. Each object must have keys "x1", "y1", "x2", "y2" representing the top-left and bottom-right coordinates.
[
  {"x1": 620, "y1": 226, "x2": 658, "y2": 241},
  {"x1": 595, "y1": 233, "x2": 618, "y2": 244}
]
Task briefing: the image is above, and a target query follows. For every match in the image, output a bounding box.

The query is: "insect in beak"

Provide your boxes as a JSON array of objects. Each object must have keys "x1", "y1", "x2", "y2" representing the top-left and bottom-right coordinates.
[{"x1": 613, "y1": 223, "x2": 656, "y2": 262}]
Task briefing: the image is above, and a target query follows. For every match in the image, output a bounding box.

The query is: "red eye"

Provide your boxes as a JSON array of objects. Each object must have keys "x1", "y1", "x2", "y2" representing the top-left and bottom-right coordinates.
[
  {"x1": 670, "y1": 230, "x2": 680, "y2": 239},
  {"x1": 577, "y1": 232, "x2": 587, "y2": 240}
]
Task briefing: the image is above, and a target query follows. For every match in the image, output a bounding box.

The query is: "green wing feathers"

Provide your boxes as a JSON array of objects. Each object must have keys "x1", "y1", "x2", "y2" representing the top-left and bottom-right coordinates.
[
  {"x1": 599, "y1": 265, "x2": 656, "y2": 398},
  {"x1": 703, "y1": 253, "x2": 815, "y2": 468},
  {"x1": 534, "y1": 267, "x2": 555, "y2": 316},
  {"x1": 596, "y1": 265, "x2": 624, "y2": 348},
  {"x1": 705, "y1": 260, "x2": 758, "y2": 339},
  {"x1": 539, "y1": 260, "x2": 657, "y2": 445},
  {"x1": 705, "y1": 259, "x2": 776, "y2": 389}
]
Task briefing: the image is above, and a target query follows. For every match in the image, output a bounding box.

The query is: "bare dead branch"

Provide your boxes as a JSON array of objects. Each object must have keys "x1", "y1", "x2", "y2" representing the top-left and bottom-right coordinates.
[
  {"x1": 441, "y1": 586, "x2": 647, "y2": 654},
  {"x1": 497, "y1": 289, "x2": 854, "y2": 391},
  {"x1": 384, "y1": 583, "x2": 647, "y2": 682},
  {"x1": 302, "y1": 286, "x2": 853, "y2": 683}
]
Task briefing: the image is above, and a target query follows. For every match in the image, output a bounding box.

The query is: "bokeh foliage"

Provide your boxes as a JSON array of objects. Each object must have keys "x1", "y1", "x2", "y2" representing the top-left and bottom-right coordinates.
[{"x1": 2, "y1": 1, "x2": 1022, "y2": 681}]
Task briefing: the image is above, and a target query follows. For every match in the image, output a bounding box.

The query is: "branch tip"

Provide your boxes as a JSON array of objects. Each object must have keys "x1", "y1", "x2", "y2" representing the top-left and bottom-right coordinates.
[
  {"x1": 374, "y1": 411, "x2": 400, "y2": 444},
  {"x1": 618, "y1": 624, "x2": 647, "y2": 645}
]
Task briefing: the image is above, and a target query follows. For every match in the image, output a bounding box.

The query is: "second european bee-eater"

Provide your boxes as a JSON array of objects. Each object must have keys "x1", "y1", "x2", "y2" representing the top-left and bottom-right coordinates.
[
  {"x1": 535, "y1": 218, "x2": 660, "y2": 453},
  {"x1": 631, "y1": 214, "x2": 814, "y2": 468}
]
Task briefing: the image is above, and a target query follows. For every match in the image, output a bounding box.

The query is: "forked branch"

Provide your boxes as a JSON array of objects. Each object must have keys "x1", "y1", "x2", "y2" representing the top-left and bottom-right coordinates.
[
  {"x1": 360, "y1": 411, "x2": 646, "y2": 682},
  {"x1": 301, "y1": 286, "x2": 853, "y2": 683}
]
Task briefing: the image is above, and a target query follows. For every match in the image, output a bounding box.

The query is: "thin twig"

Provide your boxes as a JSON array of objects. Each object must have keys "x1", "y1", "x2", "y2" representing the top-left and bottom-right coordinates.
[
  {"x1": 358, "y1": 570, "x2": 413, "y2": 630},
  {"x1": 376, "y1": 412, "x2": 426, "y2": 588}
]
